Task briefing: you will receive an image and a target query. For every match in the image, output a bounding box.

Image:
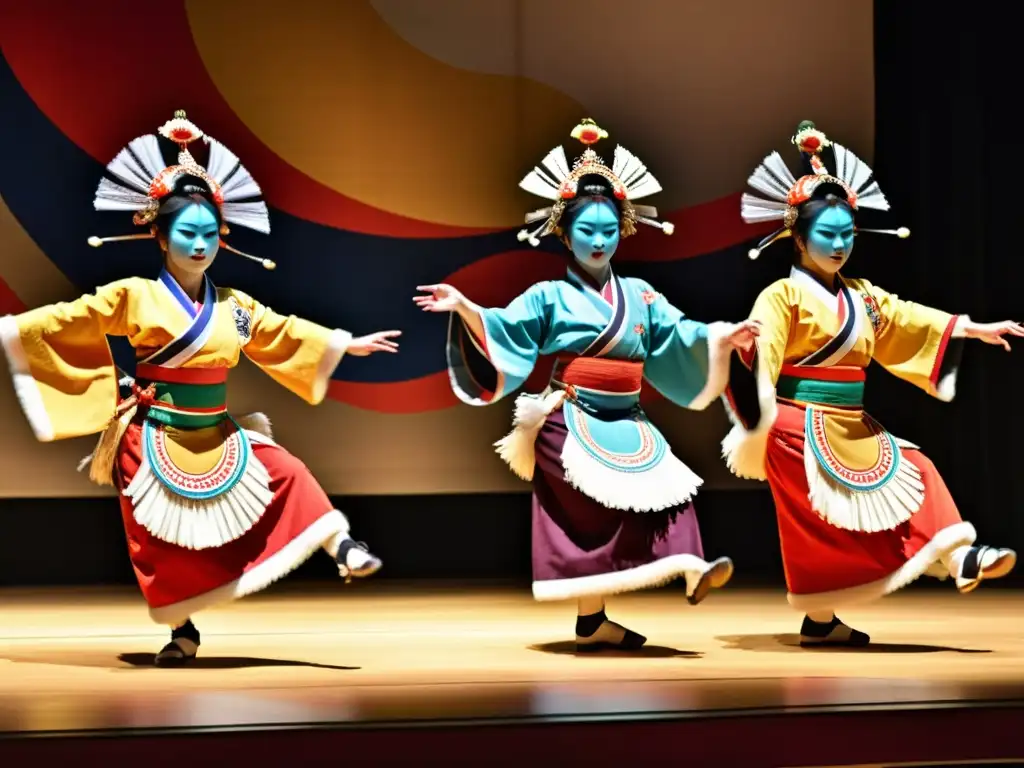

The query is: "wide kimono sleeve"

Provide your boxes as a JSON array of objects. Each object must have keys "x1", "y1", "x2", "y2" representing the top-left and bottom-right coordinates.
[
  {"x1": 720, "y1": 280, "x2": 794, "y2": 480},
  {"x1": 0, "y1": 279, "x2": 134, "y2": 441},
  {"x1": 858, "y1": 279, "x2": 967, "y2": 402},
  {"x1": 232, "y1": 291, "x2": 352, "y2": 406},
  {"x1": 639, "y1": 282, "x2": 733, "y2": 411},
  {"x1": 446, "y1": 283, "x2": 549, "y2": 406}
]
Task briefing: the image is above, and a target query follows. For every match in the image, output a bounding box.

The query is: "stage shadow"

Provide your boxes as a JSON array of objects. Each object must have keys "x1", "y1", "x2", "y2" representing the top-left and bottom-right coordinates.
[
  {"x1": 0, "y1": 652, "x2": 359, "y2": 671},
  {"x1": 716, "y1": 634, "x2": 991, "y2": 654},
  {"x1": 117, "y1": 652, "x2": 360, "y2": 670},
  {"x1": 529, "y1": 641, "x2": 701, "y2": 659}
]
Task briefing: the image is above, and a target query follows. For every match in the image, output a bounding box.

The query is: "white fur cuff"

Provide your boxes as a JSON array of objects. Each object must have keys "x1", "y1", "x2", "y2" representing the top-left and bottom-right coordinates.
[
  {"x1": 935, "y1": 315, "x2": 969, "y2": 402},
  {"x1": 0, "y1": 314, "x2": 54, "y2": 441},
  {"x1": 311, "y1": 328, "x2": 352, "y2": 405},
  {"x1": 687, "y1": 321, "x2": 734, "y2": 411},
  {"x1": 720, "y1": 349, "x2": 778, "y2": 481},
  {"x1": 951, "y1": 314, "x2": 971, "y2": 338}
]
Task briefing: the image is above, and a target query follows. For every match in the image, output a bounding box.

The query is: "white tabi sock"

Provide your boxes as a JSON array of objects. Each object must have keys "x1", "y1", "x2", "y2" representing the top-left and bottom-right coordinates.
[{"x1": 945, "y1": 545, "x2": 970, "y2": 578}]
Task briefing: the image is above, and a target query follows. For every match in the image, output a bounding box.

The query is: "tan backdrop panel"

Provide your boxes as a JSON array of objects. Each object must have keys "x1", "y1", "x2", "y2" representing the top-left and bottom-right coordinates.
[{"x1": 0, "y1": 0, "x2": 871, "y2": 496}]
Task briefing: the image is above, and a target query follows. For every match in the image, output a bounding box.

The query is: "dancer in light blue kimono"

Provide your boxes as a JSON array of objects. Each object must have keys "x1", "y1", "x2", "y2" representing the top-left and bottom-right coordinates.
[{"x1": 415, "y1": 120, "x2": 759, "y2": 650}]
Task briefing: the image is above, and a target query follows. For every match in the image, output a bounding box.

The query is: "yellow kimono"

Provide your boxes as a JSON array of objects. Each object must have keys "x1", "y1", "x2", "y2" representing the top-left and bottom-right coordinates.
[
  {"x1": 0, "y1": 269, "x2": 353, "y2": 624},
  {"x1": 721, "y1": 265, "x2": 976, "y2": 609},
  {"x1": 0, "y1": 272, "x2": 348, "y2": 442}
]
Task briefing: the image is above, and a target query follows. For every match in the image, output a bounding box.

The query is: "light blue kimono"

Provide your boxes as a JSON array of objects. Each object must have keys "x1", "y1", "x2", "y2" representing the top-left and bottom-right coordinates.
[{"x1": 446, "y1": 266, "x2": 731, "y2": 513}]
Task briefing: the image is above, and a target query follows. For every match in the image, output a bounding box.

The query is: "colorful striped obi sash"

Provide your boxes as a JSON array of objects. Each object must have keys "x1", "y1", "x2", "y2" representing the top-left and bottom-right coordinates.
[
  {"x1": 134, "y1": 363, "x2": 229, "y2": 429},
  {"x1": 776, "y1": 364, "x2": 866, "y2": 408},
  {"x1": 550, "y1": 356, "x2": 644, "y2": 415},
  {"x1": 552, "y1": 355, "x2": 643, "y2": 396}
]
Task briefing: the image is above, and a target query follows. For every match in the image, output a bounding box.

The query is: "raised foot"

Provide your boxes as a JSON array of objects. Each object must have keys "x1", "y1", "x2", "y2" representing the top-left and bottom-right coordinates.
[
  {"x1": 687, "y1": 556, "x2": 734, "y2": 606},
  {"x1": 956, "y1": 546, "x2": 1016, "y2": 594},
  {"x1": 336, "y1": 539, "x2": 383, "y2": 583}
]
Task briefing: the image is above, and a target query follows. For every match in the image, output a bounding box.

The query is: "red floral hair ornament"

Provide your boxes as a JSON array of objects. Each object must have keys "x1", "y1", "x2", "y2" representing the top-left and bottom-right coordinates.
[
  {"x1": 741, "y1": 121, "x2": 909, "y2": 260},
  {"x1": 87, "y1": 110, "x2": 276, "y2": 270},
  {"x1": 516, "y1": 118, "x2": 674, "y2": 247}
]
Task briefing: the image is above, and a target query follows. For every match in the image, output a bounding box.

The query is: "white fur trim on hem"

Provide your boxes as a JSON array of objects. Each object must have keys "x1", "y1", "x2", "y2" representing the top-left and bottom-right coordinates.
[
  {"x1": 532, "y1": 553, "x2": 709, "y2": 601},
  {"x1": 236, "y1": 412, "x2": 274, "y2": 440},
  {"x1": 493, "y1": 388, "x2": 566, "y2": 481},
  {"x1": 786, "y1": 521, "x2": 976, "y2": 612},
  {"x1": 0, "y1": 314, "x2": 55, "y2": 441},
  {"x1": 687, "y1": 322, "x2": 734, "y2": 411},
  {"x1": 147, "y1": 509, "x2": 350, "y2": 626},
  {"x1": 721, "y1": 355, "x2": 778, "y2": 481},
  {"x1": 561, "y1": 433, "x2": 703, "y2": 512},
  {"x1": 310, "y1": 329, "x2": 351, "y2": 405}
]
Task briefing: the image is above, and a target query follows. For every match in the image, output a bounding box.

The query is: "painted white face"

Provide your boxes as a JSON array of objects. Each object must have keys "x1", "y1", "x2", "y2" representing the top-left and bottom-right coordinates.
[
  {"x1": 567, "y1": 199, "x2": 621, "y2": 272},
  {"x1": 162, "y1": 201, "x2": 220, "y2": 276}
]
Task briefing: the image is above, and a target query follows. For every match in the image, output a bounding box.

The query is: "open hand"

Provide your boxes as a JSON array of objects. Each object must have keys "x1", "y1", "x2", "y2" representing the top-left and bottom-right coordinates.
[
  {"x1": 964, "y1": 319, "x2": 1024, "y2": 351},
  {"x1": 721, "y1": 319, "x2": 761, "y2": 352},
  {"x1": 347, "y1": 330, "x2": 401, "y2": 356},
  {"x1": 414, "y1": 284, "x2": 465, "y2": 313}
]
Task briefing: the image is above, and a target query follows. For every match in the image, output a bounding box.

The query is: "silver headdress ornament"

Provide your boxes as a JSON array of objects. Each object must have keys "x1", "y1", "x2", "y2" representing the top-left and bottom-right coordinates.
[
  {"x1": 741, "y1": 120, "x2": 909, "y2": 260},
  {"x1": 516, "y1": 118, "x2": 674, "y2": 246},
  {"x1": 87, "y1": 110, "x2": 276, "y2": 270}
]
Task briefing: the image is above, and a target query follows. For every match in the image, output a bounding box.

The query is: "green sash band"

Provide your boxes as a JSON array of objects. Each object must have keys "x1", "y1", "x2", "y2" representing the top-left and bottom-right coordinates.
[{"x1": 776, "y1": 375, "x2": 864, "y2": 407}]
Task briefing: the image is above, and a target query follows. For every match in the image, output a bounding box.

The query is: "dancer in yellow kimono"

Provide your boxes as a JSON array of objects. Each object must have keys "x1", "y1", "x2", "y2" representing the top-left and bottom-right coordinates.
[
  {"x1": 722, "y1": 121, "x2": 1021, "y2": 646},
  {"x1": 0, "y1": 111, "x2": 400, "y2": 665}
]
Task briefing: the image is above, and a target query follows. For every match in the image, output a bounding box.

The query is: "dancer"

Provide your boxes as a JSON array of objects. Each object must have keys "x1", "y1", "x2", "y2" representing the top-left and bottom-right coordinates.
[
  {"x1": 0, "y1": 111, "x2": 398, "y2": 666},
  {"x1": 723, "y1": 121, "x2": 1020, "y2": 646},
  {"x1": 415, "y1": 120, "x2": 759, "y2": 651}
]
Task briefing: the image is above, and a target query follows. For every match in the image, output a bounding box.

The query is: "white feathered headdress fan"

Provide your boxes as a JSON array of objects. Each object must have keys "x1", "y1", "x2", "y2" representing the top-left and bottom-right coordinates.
[
  {"x1": 742, "y1": 120, "x2": 909, "y2": 260},
  {"x1": 87, "y1": 110, "x2": 276, "y2": 270},
  {"x1": 517, "y1": 118, "x2": 674, "y2": 247}
]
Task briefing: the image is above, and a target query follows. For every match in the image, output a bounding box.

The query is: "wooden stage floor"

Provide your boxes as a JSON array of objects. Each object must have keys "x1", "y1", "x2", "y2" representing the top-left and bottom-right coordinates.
[{"x1": 1, "y1": 583, "x2": 1023, "y2": 765}]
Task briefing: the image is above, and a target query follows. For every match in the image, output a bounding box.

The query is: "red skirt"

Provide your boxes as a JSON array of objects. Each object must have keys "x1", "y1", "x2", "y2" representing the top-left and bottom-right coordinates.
[
  {"x1": 115, "y1": 422, "x2": 348, "y2": 626},
  {"x1": 766, "y1": 402, "x2": 975, "y2": 612}
]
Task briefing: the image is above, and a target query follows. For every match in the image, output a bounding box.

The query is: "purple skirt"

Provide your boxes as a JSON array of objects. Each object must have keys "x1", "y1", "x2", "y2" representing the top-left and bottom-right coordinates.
[{"x1": 530, "y1": 409, "x2": 706, "y2": 601}]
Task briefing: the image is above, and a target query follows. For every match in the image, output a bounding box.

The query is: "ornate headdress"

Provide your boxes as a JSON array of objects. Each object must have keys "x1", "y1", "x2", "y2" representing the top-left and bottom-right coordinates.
[
  {"x1": 516, "y1": 119, "x2": 673, "y2": 247},
  {"x1": 742, "y1": 120, "x2": 909, "y2": 260},
  {"x1": 88, "y1": 110, "x2": 276, "y2": 269}
]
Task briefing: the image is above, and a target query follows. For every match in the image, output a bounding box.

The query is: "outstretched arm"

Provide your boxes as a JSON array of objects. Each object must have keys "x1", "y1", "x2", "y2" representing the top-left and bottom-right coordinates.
[
  {"x1": 237, "y1": 291, "x2": 400, "y2": 405},
  {"x1": 414, "y1": 282, "x2": 548, "y2": 406},
  {"x1": 960, "y1": 319, "x2": 1024, "y2": 351},
  {"x1": 863, "y1": 280, "x2": 1021, "y2": 402},
  {"x1": 0, "y1": 280, "x2": 133, "y2": 441},
  {"x1": 415, "y1": 283, "x2": 486, "y2": 342},
  {"x1": 720, "y1": 282, "x2": 794, "y2": 481},
  {"x1": 641, "y1": 283, "x2": 760, "y2": 411}
]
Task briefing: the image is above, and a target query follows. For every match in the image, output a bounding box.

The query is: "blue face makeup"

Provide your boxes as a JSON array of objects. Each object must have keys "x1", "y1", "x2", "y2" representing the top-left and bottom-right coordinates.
[
  {"x1": 802, "y1": 204, "x2": 855, "y2": 276},
  {"x1": 164, "y1": 201, "x2": 221, "y2": 276},
  {"x1": 568, "y1": 199, "x2": 621, "y2": 274}
]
